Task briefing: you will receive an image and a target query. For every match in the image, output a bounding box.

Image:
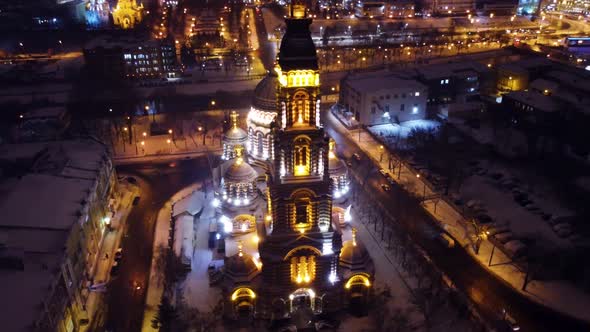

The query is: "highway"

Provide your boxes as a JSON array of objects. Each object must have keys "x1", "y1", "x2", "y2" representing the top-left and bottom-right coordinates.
[{"x1": 323, "y1": 109, "x2": 590, "y2": 332}]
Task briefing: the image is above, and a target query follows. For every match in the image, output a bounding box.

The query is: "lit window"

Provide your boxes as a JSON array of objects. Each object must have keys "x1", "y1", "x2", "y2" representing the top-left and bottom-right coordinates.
[
  {"x1": 445, "y1": 79, "x2": 449, "y2": 84},
  {"x1": 291, "y1": 255, "x2": 316, "y2": 284},
  {"x1": 415, "y1": 91, "x2": 420, "y2": 96}
]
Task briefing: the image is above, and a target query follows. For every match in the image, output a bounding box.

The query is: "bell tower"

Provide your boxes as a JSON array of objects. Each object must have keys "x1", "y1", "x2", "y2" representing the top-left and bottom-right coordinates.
[{"x1": 257, "y1": 0, "x2": 343, "y2": 318}]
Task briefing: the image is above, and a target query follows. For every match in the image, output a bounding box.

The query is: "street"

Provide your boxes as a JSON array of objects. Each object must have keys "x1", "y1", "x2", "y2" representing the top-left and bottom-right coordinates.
[
  {"x1": 103, "y1": 158, "x2": 210, "y2": 332},
  {"x1": 324, "y1": 109, "x2": 590, "y2": 332}
]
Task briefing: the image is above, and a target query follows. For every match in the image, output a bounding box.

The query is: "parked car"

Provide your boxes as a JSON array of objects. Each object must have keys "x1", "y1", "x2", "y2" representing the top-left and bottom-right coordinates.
[
  {"x1": 110, "y1": 261, "x2": 120, "y2": 277},
  {"x1": 379, "y1": 168, "x2": 388, "y2": 177},
  {"x1": 114, "y1": 248, "x2": 123, "y2": 262},
  {"x1": 437, "y1": 233, "x2": 455, "y2": 248},
  {"x1": 381, "y1": 184, "x2": 391, "y2": 192},
  {"x1": 132, "y1": 196, "x2": 140, "y2": 206},
  {"x1": 353, "y1": 153, "x2": 361, "y2": 161},
  {"x1": 501, "y1": 309, "x2": 520, "y2": 331}
]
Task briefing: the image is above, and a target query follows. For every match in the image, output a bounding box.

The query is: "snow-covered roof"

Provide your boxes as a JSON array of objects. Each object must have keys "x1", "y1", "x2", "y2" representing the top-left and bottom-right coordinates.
[
  {"x1": 24, "y1": 106, "x2": 67, "y2": 119},
  {"x1": 346, "y1": 75, "x2": 426, "y2": 94},
  {"x1": 0, "y1": 173, "x2": 90, "y2": 230},
  {"x1": 505, "y1": 91, "x2": 560, "y2": 113}
]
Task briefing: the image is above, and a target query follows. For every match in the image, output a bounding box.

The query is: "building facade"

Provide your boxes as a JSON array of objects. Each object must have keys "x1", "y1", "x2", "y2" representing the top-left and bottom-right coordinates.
[
  {"x1": 84, "y1": 38, "x2": 181, "y2": 80},
  {"x1": 340, "y1": 74, "x2": 428, "y2": 126},
  {"x1": 0, "y1": 139, "x2": 117, "y2": 332}
]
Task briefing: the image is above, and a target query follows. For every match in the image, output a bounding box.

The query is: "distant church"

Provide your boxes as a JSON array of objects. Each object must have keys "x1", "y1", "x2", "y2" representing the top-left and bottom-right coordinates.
[{"x1": 112, "y1": 0, "x2": 143, "y2": 29}]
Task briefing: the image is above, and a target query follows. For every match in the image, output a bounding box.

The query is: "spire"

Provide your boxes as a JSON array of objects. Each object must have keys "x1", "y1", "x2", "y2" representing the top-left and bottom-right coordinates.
[
  {"x1": 234, "y1": 145, "x2": 244, "y2": 159},
  {"x1": 230, "y1": 111, "x2": 239, "y2": 129},
  {"x1": 352, "y1": 227, "x2": 357, "y2": 247},
  {"x1": 328, "y1": 139, "x2": 336, "y2": 159},
  {"x1": 238, "y1": 241, "x2": 244, "y2": 257}
]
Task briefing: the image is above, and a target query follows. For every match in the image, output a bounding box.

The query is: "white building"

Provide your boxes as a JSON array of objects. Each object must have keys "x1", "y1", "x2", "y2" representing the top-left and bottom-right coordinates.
[{"x1": 340, "y1": 73, "x2": 428, "y2": 126}]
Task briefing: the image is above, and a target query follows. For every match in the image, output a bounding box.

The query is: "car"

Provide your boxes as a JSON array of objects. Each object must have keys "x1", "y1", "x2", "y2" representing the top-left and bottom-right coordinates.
[
  {"x1": 346, "y1": 160, "x2": 352, "y2": 167},
  {"x1": 381, "y1": 184, "x2": 391, "y2": 192},
  {"x1": 132, "y1": 196, "x2": 140, "y2": 206},
  {"x1": 386, "y1": 174, "x2": 395, "y2": 184},
  {"x1": 379, "y1": 169, "x2": 388, "y2": 177},
  {"x1": 114, "y1": 248, "x2": 123, "y2": 262},
  {"x1": 501, "y1": 309, "x2": 520, "y2": 331},
  {"x1": 353, "y1": 153, "x2": 361, "y2": 161},
  {"x1": 437, "y1": 233, "x2": 455, "y2": 248},
  {"x1": 110, "y1": 261, "x2": 120, "y2": 277}
]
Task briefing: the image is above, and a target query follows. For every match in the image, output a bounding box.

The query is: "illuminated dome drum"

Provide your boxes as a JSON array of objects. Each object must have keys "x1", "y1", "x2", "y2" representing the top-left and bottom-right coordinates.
[
  {"x1": 327, "y1": 139, "x2": 350, "y2": 198},
  {"x1": 223, "y1": 111, "x2": 248, "y2": 160},
  {"x1": 221, "y1": 156, "x2": 259, "y2": 206},
  {"x1": 247, "y1": 72, "x2": 278, "y2": 161}
]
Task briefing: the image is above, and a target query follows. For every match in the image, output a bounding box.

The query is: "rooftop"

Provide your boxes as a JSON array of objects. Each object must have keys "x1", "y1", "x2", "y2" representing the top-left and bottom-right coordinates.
[
  {"x1": 346, "y1": 75, "x2": 426, "y2": 94},
  {"x1": 506, "y1": 91, "x2": 560, "y2": 113}
]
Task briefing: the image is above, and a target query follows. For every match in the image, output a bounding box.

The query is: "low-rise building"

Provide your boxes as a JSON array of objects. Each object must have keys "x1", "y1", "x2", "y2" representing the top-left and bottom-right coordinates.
[
  {"x1": 84, "y1": 37, "x2": 181, "y2": 80},
  {"x1": 340, "y1": 73, "x2": 428, "y2": 126},
  {"x1": 0, "y1": 139, "x2": 116, "y2": 332},
  {"x1": 498, "y1": 59, "x2": 590, "y2": 158},
  {"x1": 15, "y1": 106, "x2": 71, "y2": 142}
]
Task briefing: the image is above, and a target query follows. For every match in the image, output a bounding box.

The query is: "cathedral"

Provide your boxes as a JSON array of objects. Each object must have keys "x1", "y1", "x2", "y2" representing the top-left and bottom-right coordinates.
[
  {"x1": 213, "y1": 2, "x2": 374, "y2": 325},
  {"x1": 112, "y1": 0, "x2": 144, "y2": 29}
]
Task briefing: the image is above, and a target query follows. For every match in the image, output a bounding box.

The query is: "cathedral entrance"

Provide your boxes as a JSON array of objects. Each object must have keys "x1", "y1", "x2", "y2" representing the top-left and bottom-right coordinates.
[{"x1": 289, "y1": 288, "x2": 315, "y2": 312}]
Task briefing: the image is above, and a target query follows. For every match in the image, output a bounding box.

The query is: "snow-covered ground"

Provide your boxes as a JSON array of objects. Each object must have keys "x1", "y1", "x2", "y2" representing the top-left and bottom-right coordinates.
[
  {"x1": 460, "y1": 161, "x2": 573, "y2": 248},
  {"x1": 368, "y1": 120, "x2": 440, "y2": 144}
]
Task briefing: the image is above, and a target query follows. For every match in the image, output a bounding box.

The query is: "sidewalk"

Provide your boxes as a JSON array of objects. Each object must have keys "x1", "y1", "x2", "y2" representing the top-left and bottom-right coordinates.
[
  {"x1": 328, "y1": 111, "x2": 590, "y2": 324},
  {"x1": 81, "y1": 182, "x2": 140, "y2": 332},
  {"x1": 113, "y1": 147, "x2": 223, "y2": 165}
]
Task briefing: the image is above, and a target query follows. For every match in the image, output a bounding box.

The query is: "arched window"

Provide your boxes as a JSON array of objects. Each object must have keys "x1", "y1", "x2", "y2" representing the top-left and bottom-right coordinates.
[
  {"x1": 287, "y1": 247, "x2": 318, "y2": 284},
  {"x1": 292, "y1": 91, "x2": 309, "y2": 125},
  {"x1": 293, "y1": 136, "x2": 311, "y2": 176},
  {"x1": 290, "y1": 255, "x2": 316, "y2": 284}
]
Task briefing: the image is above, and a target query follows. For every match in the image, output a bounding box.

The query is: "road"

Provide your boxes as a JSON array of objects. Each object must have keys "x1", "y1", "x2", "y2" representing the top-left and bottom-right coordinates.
[
  {"x1": 103, "y1": 158, "x2": 211, "y2": 332},
  {"x1": 323, "y1": 110, "x2": 590, "y2": 332}
]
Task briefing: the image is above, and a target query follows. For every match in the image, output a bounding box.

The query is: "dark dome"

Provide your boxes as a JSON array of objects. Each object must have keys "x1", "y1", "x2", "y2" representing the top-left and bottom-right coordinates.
[
  {"x1": 278, "y1": 18, "x2": 318, "y2": 71},
  {"x1": 253, "y1": 72, "x2": 278, "y2": 112},
  {"x1": 339, "y1": 239, "x2": 372, "y2": 272},
  {"x1": 328, "y1": 155, "x2": 347, "y2": 177},
  {"x1": 225, "y1": 252, "x2": 260, "y2": 282},
  {"x1": 223, "y1": 158, "x2": 258, "y2": 183}
]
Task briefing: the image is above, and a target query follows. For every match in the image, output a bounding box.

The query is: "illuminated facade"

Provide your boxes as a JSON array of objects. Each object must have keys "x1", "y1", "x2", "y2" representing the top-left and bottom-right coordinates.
[
  {"x1": 85, "y1": 0, "x2": 110, "y2": 28},
  {"x1": 218, "y1": 2, "x2": 372, "y2": 322},
  {"x1": 222, "y1": 111, "x2": 249, "y2": 160},
  {"x1": 112, "y1": 0, "x2": 143, "y2": 29},
  {"x1": 327, "y1": 139, "x2": 350, "y2": 199},
  {"x1": 557, "y1": 0, "x2": 590, "y2": 14},
  {"x1": 256, "y1": 2, "x2": 371, "y2": 320},
  {"x1": 248, "y1": 72, "x2": 279, "y2": 161}
]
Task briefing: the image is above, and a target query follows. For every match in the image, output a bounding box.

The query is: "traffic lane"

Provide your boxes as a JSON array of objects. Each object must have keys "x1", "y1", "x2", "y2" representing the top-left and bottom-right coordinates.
[{"x1": 106, "y1": 173, "x2": 155, "y2": 331}]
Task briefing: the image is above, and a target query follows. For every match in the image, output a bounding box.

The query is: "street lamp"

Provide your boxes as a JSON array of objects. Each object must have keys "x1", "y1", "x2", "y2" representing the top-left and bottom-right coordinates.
[{"x1": 379, "y1": 145, "x2": 384, "y2": 162}]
